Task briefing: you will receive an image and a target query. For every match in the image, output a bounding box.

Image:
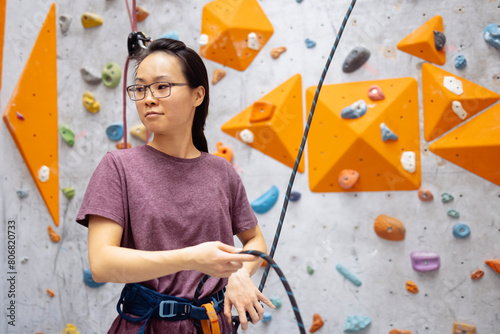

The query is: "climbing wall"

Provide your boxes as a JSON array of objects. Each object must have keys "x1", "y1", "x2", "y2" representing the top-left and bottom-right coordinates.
[{"x1": 1, "y1": 0, "x2": 499, "y2": 333}]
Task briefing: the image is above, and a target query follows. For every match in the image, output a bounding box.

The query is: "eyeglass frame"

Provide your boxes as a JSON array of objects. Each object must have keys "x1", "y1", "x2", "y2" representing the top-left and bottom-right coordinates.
[{"x1": 126, "y1": 81, "x2": 190, "y2": 101}]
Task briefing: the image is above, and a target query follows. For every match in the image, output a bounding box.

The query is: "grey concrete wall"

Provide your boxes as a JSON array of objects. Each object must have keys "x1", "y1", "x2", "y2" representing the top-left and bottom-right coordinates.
[{"x1": 1, "y1": 0, "x2": 499, "y2": 333}]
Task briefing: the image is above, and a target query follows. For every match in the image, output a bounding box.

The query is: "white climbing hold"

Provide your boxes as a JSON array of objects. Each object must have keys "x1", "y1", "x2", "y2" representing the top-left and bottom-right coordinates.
[
  {"x1": 443, "y1": 76, "x2": 463, "y2": 95},
  {"x1": 452, "y1": 100, "x2": 468, "y2": 120},
  {"x1": 248, "y1": 32, "x2": 260, "y2": 50},
  {"x1": 199, "y1": 34, "x2": 209, "y2": 47},
  {"x1": 239, "y1": 129, "x2": 254, "y2": 144},
  {"x1": 38, "y1": 165, "x2": 50, "y2": 183},
  {"x1": 400, "y1": 151, "x2": 416, "y2": 173}
]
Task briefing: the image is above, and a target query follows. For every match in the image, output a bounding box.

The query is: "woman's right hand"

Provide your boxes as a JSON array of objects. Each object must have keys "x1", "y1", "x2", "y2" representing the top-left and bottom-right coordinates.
[{"x1": 187, "y1": 242, "x2": 257, "y2": 278}]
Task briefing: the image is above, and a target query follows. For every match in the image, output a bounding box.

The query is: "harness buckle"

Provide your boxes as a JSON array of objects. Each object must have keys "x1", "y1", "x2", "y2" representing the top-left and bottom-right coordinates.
[{"x1": 159, "y1": 300, "x2": 176, "y2": 318}]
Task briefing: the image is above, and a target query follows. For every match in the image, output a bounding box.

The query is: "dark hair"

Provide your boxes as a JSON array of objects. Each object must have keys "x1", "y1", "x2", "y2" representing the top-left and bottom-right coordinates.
[{"x1": 131, "y1": 38, "x2": 209, "y2": 153}]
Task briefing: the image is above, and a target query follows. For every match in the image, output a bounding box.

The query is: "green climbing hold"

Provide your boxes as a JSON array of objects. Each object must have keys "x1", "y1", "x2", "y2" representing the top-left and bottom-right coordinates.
[
  {"x1": 447, "y1": 209, "x2": 460, "y2": 218},
  {"x1": 62, "y1": 187, "x2": 75, "y2": 199},
  {"x1": 270, "y1": 297, "x2": 282, "y2": 309},
  {"x1": 441, "y1": 192, "x2": 454, "y2": 203},
  {"x1": 102, "y1": 62, "x2": 122, "y2": 88},
  {"x1": 307, "y1": 265, "x2": 315, "y2": 275},
  {"x1": 58, "y1": 124, "x2": 75, "y2": 146}
]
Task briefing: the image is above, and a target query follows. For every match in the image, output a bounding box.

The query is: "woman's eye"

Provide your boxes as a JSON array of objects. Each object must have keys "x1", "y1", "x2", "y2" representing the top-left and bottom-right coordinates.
[
  {"x1": 157, "y1": 84, "x2": 169, "y2": 90},
  {"x1": 135, "y1": 87, "x2": 145, "y2": 93}
]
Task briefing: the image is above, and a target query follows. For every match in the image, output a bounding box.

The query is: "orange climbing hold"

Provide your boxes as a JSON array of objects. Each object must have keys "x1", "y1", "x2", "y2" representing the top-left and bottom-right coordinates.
[
  {"x1": 2, "y1": 4, "x2": 59, "y2": 226},
  {"x1": 200, "y1": 0, "x2": 274, "y2": 71},
  {"x1": 48, "y1": 226, "x2": 60, "y2": 243},
  {"x1": 422, "y1": 63, "x2": 499, "y2": 142},
  {"x1": 397, "y1": 15, "x2": 446, "y2": 65},
  {"x1": 250, "y1": 101, "x2": 276, "y2": 123},
  {"x1": 374, "y1": 214, "x2": 406, "y2": 241},
  {"x1": 46, "y1": 288, "x2": 55, "y2": 297},
  {"x1": 429, "y1": 103, "x2": 500, "y2": 186},
  {"x1": 116, "y1": 142, "x2": 132, "y2": 150},
  {"x1": 338, "y1": 169, "x2": 359, "y2": 189},
  {"x1": 306, "y1": 78, "x2": 420, "y2": 192},
  {"x1": 405, "y1": 280, "x2": 419, "y2": 293},
  {"x1": 418, "y1": 188, "x2": 433, "y2": 201},
  {"x1": 136, "y1": 6, "x2": 149, "y2": 22},
  {"x1": 453, "y1": 322, "x2": 476, "y2": 334},
  {"x1": 221, "y1": 74, "x2": 304, "y2": 172},
  {"x1": 485, "y1": 259, "x2": 500, "y2": 275},
  {"x1": 309, "y1": 313, "x2": 324, "y2": 333},
  {"x1": 389, "y1": 330, "x2": 412, "y2": 334},
  {"x1": 212, "y1": 142, "x2": 233, "y2": 162},
  {"x1": 470, "y1": 269, "x2": 484, "y2": 280},
  {"x1": 212, "y1": 69, "x2": 226, "y2": 85},
  {"x1": 271, "y1": 46, "x2": 287, "y2": 59}
]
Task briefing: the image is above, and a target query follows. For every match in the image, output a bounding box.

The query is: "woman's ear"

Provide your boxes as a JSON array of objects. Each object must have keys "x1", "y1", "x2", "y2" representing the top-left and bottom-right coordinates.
[{"x1": 193, "y1": 86, "x2": 205, "y2": 108}]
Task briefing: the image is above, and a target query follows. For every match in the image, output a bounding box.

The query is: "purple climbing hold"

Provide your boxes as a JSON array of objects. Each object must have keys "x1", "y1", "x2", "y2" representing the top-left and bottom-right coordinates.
[
  {"x1": 289, "y1": 191, "x2": 301, "y2": 202},
  {"x1": 410, "y1": 250, "x2": 440, "y2": 272}
]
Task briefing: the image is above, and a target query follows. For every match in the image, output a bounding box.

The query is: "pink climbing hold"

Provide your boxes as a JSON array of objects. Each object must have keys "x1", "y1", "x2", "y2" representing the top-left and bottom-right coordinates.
[
  {"x1": 367, "y1": 85, "x2": 385, "y2": 101},
  {"x1": 16, "y1": 112, "x2": 25, "y2": 120},
  {"x1": 338, "y1": 169, "x2": 359, "y2": 189}
]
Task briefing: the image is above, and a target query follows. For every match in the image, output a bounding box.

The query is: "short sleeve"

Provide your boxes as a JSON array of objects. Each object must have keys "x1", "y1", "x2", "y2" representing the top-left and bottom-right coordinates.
[
  {"x1": 225, "y1": 163, "x2": 258, "y2": 235},
  {"x1": 75, "y1": 152, "x2": 127, "y2": 228}
]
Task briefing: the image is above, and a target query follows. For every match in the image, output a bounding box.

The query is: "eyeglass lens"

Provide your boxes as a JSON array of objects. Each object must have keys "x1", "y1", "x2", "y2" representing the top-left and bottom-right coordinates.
[{"x1": 128, "y1": 82, "x2": 171, "y2": 100}]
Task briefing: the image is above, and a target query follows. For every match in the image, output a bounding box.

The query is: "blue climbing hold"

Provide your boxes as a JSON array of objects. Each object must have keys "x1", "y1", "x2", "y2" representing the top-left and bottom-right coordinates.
[
  {"x1": 16, "y1": 189, "x2": 29, "y2": 199},
  {"x1": 305, "y1": 38, "x2": 316, "y2": 48},
  {"x1": 344, "y1": 315, "x2": 371, "y2": 333},
  {"x1": 106, "y1": 124, "x2": 124, "y2": 141},
  {"x1": 270, "y1": 297, "x2": 282, "y2": 309},
  {"x1": 453, "y1": 223, "x2": 470, "y2": 239},
  {"x1": 341, "y1": 100, "x2": 367, "y2": 119},
  {"x1": 454, "y1": 55, "x2": 467, "y2": 69},
  {"x1": 336, "y1": 263, "x2": 362, "y2": 287},
  {"x1": 380, "y1": 122, "x2": 398, "y2": 141},
  {"x1": 83, "y1": 269, "x2": 106, "y2": 288},
  {"x1": 483, "y1": 24, "x2": 500, "y2": 50},
  {"x1": 262, "y1": 312, "x2": 272, "y2": 322},
  {"x1": 289, "y1": 191, "x2": 301, "y2": 202},
  {"x1": 160, "y1": 31, "x2": 179, "y2": 40},
  {"x1": 251, "y1": 185, "x2": 279, "y2": 214}
]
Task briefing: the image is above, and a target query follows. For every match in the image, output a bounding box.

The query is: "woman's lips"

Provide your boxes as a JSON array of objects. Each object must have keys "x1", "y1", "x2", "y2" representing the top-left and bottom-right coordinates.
[{"x1": 145, "y1": 112, "x2": 163, "y2": 118}]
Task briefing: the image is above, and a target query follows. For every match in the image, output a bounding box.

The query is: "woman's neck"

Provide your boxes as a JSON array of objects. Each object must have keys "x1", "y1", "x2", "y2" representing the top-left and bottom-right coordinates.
[{"x1": 147, "y1": 135, "x2": 201, "y2": 159}]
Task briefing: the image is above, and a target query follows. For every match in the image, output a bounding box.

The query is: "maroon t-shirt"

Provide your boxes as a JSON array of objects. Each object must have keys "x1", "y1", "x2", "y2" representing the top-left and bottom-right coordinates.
[{"x1": 76, "y1": 145, "x2": 258, "y2": 333}]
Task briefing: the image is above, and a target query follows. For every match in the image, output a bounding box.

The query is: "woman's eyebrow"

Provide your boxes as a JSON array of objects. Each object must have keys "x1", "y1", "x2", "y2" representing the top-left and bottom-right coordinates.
[{"x1": 135, "y1": 75, "x2": 172, "y2": 83}]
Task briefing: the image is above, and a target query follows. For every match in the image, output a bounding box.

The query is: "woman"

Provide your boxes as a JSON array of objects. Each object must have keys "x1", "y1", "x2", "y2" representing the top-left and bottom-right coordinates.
[{"x1": 76, "y1": 38, "x2": 273, "y2": 333}]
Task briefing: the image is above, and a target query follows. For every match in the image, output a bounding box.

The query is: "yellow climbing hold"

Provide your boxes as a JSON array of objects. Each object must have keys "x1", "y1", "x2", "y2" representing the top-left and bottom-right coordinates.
[
  {"x1": 62, "y1": 323, "x2": 80, "y2": 334},
  {"x1": 81, "y1": 12, "x2": 103, "y2": 28},
  {"x1": 82, "y1": 91, "x2": 100, "y2": 113}
]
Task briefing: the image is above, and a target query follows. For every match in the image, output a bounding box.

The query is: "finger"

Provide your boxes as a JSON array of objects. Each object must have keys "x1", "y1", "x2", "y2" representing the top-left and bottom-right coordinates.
[
  {"x1": 237, "y1": 307, "x2": 249, "y2": 330},
  {"x1": 224, "y1": 298, "x2": 232, "y2": 325},
  {"x1": 246, "y1": 303, "x2": 260, "y2": 324},
  {"x1": 216, "y1": 242, "x2": 242, "y2": 253},
  {"x1": 226, "y1": 253, "x2": 258, "y2": 263},
  {"x1": 257, "y1": 292, "x2": 276, "y2": 309}
]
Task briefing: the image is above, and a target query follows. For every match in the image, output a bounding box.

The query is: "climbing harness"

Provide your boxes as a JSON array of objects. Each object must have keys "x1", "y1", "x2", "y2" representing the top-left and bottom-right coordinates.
[{"x1": 117, "y1": 283, "x2": 225, "y2": 334}]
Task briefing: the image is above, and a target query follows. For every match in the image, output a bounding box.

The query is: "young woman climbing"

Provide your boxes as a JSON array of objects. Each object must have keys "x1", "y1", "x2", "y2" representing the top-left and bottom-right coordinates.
[{"x1": 76, "y1": 38, "x2": 274, "y2": 334}]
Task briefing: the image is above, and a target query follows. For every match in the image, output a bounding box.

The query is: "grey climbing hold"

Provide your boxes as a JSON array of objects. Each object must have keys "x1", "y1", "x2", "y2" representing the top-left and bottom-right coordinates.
[
  {"x1": 454, "y1": 55, "x2": 467, "y2": 69},
  {"x1": 344, "y1": 315, "x2": 371, "y2": 333},
  {"x1": 80, "y1": 67, "x2": 102, "y2": 85},
  {"x1": 305, "y1": 38, "x2": 316, "y2": 48},
  {"x1": 447, "y1": 208, "x2": 460, "y2": 218},
  {"x1": 59, "y1": 15, "x2": 72, "y2": 34},
  {"x1": 21, "y1": 257, "x2": 29, "y2": 264},
  {"x1": 441, "y1": 192, "x2": 454, "y2": 203},
  {"x1": 16, "y1": 189, "x2": 29, "y2": 199},
  {"x1": 341, "y1": 100, "x2": 367, "y2": 119},
  {"x1": 483, "y1": 24, "x2": 500, "y2": 50},
  {"x1": 433, "y1": 30, "x2": 446, "y2": 51},
  {"x1": 342, "y1": 46, "x2": 370, "y2": 73},
  {"x1": 380, "y1": 123, "x2": 398, "y2": 141}
]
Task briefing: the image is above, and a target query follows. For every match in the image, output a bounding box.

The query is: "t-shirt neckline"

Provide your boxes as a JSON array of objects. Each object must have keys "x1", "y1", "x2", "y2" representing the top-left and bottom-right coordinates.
[{"x1": 143, "y1": 144, "x2": 207, "y2": 163}]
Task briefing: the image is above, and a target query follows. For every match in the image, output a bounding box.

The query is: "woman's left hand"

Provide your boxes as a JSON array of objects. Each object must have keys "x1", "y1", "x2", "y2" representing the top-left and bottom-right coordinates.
[{"x1": 224, "y1": 267, "x2": 275, "y2": 330}]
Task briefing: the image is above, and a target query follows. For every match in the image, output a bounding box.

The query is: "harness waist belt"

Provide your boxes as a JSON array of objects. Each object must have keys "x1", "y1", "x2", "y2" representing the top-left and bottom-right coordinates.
[{"x1": 117, "y1": 283, "x2": 225, "y2": 334}]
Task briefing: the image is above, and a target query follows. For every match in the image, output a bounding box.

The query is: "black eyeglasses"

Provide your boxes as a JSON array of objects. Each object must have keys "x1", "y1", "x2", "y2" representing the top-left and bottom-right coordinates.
[{"x1": 126, "y1": 82, "x2": 189, "y2": 101}]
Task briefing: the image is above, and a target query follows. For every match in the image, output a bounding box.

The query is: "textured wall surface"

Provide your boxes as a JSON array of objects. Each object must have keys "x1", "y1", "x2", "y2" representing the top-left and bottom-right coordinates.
[{"x1": 1, "y1": 0, "x2": 499, "y2": 333}]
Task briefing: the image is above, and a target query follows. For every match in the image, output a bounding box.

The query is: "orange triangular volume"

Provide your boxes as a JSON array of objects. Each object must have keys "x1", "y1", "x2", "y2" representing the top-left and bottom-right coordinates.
[
  {"x1": 2, "y1": 4, "x2": 59, "y2": 226},
  {"x1": 0, "y1": 0, "x2": 6, "y2": 92},
  {"x1": 422, "y1": 63, "x2": 499, "y2": 142},
  {"x1": 397, "y1": 15, "x2": 446, "y2": 65},
  {"x1": 429, "y1": 103, "x2": 500, "y2": 186},
  {"x1": 200, "y1": 0, "x2": 273, "y2": 71},
  {"x1": 221, "y1": 74, "x2": 304, "y2": 172},
  {"x1": 306, "y1": 78, "x2": 420, "y2": 192},
  {"x1": 485, "y1": 259, "x2": 500, "y2": 275}
]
